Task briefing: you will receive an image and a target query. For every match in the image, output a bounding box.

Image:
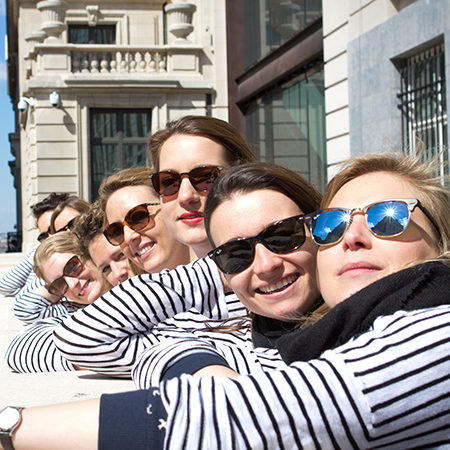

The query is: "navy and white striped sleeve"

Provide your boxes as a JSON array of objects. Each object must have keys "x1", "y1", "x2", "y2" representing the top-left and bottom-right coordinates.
[
  {"x1": 5, "y1": 315, "x2": 77, "y2": 373},
  {"x1": 0, "y1": 247, "x2": 36, "y2": 296},
  {"x1": 53, "y1": 258, "x2": 247, "y2": 375},
  {"x1": 152, "y1": 306, "x2": 450, "y2": 449},
  {"x1": 13, "y1": 276, "x2": 84, "y2": 324}
]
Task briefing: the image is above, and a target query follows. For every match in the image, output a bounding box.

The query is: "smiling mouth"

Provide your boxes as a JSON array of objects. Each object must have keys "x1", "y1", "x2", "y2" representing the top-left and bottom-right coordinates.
[
  {"x1": 257, "y1": 274, "x2": 299, "y2": 294},
  {"x1": 137, "y1": 242, "x2": 154, "y2": 256},
  {"x1": 79, "y1": 280, "x2": 90, "y2": 296}
]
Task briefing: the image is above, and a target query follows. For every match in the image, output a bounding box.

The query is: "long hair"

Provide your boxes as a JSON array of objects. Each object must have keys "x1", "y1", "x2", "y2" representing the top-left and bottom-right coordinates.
[
  {"x1": 49, "y1": 196, "x2": 90, "y2": 234},
  {"x1": 147, "y1": 115, "x2": 257, "y2": 171}
]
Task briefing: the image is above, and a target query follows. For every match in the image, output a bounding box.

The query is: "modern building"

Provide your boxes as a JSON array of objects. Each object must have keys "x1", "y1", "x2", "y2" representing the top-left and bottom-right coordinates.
[{"x1": 5, "y1": 0, "x2": 449, "y2": 252}]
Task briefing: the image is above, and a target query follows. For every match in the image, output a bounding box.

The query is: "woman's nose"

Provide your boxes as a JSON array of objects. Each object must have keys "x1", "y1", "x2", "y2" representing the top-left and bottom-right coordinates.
[
  {"x1": 123, "y1": 224, "x2": 140, "y2": 245},
  {"x1": 252, "y1": 243, "x2": 284, "y2": 276},
  {"x1": 341, "y1": 213, "x2": 373, "y2": 250},
  {"x1": 177, "y1": 177, "x2": 201, "y2": 205}
]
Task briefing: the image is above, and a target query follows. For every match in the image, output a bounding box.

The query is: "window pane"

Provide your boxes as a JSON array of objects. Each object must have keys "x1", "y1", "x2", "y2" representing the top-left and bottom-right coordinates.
[
  {"x1": 91, "y1": 144, "x2": 117, "y2": 198},
  {"x1": 69, "y1": 25, "x2": 116, "y2": 44},
  {"x1": 91, "y1": 113, "x2": 117, "y2": 138},
  {"x1": 123, "y1": 112, "x2": 150, "y2": 138},
  {"x1": 245, "y1": 66, "x2": 326, "y2": 191},
  {"x1": 243, "y1": 0, "x2": 322, "y2": 67},
  {"x1": 69, "y1": 27, "x2": 89, "y2": 44},
  {"x1": 124, "y1": 144, "x2": 148, "y2": 167}
]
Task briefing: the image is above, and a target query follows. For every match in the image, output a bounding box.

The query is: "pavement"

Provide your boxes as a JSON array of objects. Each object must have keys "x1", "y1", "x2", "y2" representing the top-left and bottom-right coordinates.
[{"x1": 0, "y1": 252, "x2": 135, "y2": 408}]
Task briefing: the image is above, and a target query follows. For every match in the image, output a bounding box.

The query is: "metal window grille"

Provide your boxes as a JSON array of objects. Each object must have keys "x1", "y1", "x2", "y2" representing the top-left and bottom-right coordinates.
[{"x1": 397, "y1": 44, "x2": 448, "y2": 179}]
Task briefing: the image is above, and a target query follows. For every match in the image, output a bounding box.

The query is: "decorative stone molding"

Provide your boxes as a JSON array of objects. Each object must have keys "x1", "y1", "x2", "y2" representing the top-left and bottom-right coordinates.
[
  {"x1": 86, "y1": 5, "x2": 100, "y2": 26},
  {"x1": 164, "y1": 0, "x2": 197, "y2": 44},
  {"x1": 37, "y1": 0, "x2": 68, "y2": 43}
]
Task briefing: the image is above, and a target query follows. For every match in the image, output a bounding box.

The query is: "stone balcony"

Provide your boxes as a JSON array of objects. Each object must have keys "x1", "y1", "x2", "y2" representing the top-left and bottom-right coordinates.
[{"x1": 24, "y1": 42, "x2": 210, "y2": 91}]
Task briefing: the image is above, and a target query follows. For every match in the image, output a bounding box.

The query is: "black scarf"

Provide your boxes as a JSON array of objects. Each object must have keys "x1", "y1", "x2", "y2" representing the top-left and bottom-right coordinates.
[{"x1": 277, "y1": 260, "x2": 450, "y2": 364}]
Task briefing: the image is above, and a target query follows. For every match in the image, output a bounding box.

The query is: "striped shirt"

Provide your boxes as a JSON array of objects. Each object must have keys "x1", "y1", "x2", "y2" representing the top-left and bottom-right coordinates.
[
  {"x1": 101, "y1": 306, "x2": 450, "y2": 449},
  {"x1": 13, "y1": 276, "x2": 84, "y2": 324},
  {"x1": 0, "y1": 247, "x2": 36, "y2": 296},
  {"x1": 43, "y1": 258, "x2": 250, "y2": 376}
]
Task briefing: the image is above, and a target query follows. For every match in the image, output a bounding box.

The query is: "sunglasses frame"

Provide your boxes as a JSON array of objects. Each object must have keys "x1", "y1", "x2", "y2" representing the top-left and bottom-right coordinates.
[
  {"x1": 47, "y1": 255, "x2": 84, "y2": 297},
  {"x1": 208, "y1": 214, "x2": 307, "y2": 275},
  {"x1": 306, "y1": 198, "x2": 441, "y2": 247},
  {"x1": 37, "y1": 229, "x2": 50, "y2": 243},
  {"x1": 103, "y1": 202, "x2": 160, "y2": 246},
  {"x1": 150, "y1": 165, "x2": 224, "y2": 197}
]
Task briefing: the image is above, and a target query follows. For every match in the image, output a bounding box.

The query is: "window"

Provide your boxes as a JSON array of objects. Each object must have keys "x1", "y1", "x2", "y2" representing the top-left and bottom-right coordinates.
[
  {"x1": 244, "y1": 64, "x2": 327, "y2": 191},
  {"x1": 90, "y1": 109, "x2": 151, "y2": 200},
  {"x1": 69, "y1": 25, "x2": 116, "y2": 72},
  {"x1": 397, "y1": 43, "x2": 448, "y2": 177},
  {"x1": 69, "y1": 25, "x2": 116, "y2": 44},
  {"x1": 242, "y1": 0, "x2": 322, "y2": 67}
]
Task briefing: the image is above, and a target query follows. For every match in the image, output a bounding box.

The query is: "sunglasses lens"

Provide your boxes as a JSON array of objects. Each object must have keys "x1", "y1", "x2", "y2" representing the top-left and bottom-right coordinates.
[
  {"x1": 64, "y1": 256, "x2": 84, "y2": 277},
  {"x1": 48, "y1": 277, "x2": 68, "y2": 297},
  {"x1": 104, "y1": 223, "x2": 124, "y2": 246},
  {"x1": 153, "y1": 172, "x2": 181, "y2": 196},
  {"x1": 366, "y1": 201, "x2": 409, "y2": 237},
  {"x1": 190, "y1": 166, "x2": 220, "y2": 193},
  {"x1": 263, "y1": 217, "x2": 305, "y2": 253},
  {"x1": 211, "y1": 240, "x2": 254, "y2": 275},
  {"x1": 311, "y1": 210, "x2": 350, "y2": 245},
  {"x1": 37, "y1": 231, "x2": 49, "y2": 243},
  {"x1": 127, "y1": 205, "x2": 151, "y2": 231}
]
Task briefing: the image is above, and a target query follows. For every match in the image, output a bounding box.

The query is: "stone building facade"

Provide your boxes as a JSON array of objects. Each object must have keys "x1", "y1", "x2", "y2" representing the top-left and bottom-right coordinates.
[{"x1": 7, "y1": 0, "x2": 228, "y2": 251}]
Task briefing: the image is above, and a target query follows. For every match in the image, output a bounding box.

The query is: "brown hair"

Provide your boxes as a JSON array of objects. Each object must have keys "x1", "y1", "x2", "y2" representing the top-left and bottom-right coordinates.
[
  {"x1": 322, "y1": 151, "x2": 450, "y2": 255},
  {"x1": 204, "y1": 162, "x2": 322, "y2": 247},
  {"x1": 147, "y1": 115, "x2": 257, "y2": 172},
  {"x1": 49, "y1": 196, "x2": 90, "y2": 234}
]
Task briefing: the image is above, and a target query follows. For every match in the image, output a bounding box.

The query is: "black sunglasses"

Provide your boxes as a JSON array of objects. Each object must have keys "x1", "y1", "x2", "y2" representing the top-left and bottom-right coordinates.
[
  {"x1": 55, "y1": 217, "x2": 77, "y2": 234},
  {"x1": 208, "y1": 214, "x2": 307, "y2": 275},
  {"x1": 306, "y1": 198, "x2": 441, "y2": 246},
  {"x1": 103, "y1": 202, "x2": 160, "y2": 246},
  {"x1": 150, "y1": 165, "x2": 224, "y2": 197},
  {"x1": 37, "y1": 228, "x2": 50, "y2": 243},
  {"x1": 46, "y1": 255, "x2": 84, "y2": 297}
]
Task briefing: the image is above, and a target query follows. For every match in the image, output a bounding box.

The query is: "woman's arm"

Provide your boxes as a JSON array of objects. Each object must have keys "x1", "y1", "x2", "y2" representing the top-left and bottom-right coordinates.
[
  {"x1": 53, "y1": 258, "x2": 245, "y2": 374},
  {"x1": 5, "y1": 316, "x2": 77, "y2": 373},
  {"x1": 11, "y1": 400, "x2": 100, "y2": 450},
  {"x1": 0, "y1": 248, "x2": 36, "y2": 297},
  {"x1": 14, "y1": 277, "x2": 83, "y2": 324}
]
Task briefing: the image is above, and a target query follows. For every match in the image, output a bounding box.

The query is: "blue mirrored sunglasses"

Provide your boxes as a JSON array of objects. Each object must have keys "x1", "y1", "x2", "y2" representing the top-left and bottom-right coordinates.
[{"x1": 306, "y1": 198, "x2": 440, "y2": 246}]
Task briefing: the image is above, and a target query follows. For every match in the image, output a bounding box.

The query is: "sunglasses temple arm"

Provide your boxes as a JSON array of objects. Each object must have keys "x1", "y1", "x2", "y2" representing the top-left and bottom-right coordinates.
[{"x1": 418, "y1": 204, "x2": 441, "y2": 238}]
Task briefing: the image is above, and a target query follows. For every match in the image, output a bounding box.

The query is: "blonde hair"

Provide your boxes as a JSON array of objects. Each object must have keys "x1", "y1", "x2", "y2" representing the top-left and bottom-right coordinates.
[
  {"x1": 34, "y1": 231, "x2": 80, "y2": 283},
  {"x1": 323, "y1": 151, "x2": 450, "y2": 256},
  {"x1": 97, "y1": 167, "x2": 156, "y2": 214}
]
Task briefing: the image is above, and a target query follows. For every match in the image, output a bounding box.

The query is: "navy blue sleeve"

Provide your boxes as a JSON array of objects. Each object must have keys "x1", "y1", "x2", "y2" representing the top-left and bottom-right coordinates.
[
  {"x1": 162, "y1": 352, "x2": 230, "y2": 381},
  {"x1": 99, "y1": 389, "x2": 167, "y2": 450}
]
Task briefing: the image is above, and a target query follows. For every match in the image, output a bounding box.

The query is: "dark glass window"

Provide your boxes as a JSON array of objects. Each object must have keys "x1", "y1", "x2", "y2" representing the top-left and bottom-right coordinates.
[
  {"x1": 90, "y1": 110, "x2": 151, "y2": 200},
  {"x1": 243, "y1": 0, "x2": 322, "y2": 67},
  {"x1": 69, "y1": 25, "x2": 116, "y2": 44},
  {"x1": 244, "y1": 65, "x2": 327, "y2": 191},
  {"x1": 397, "y1": 43, "x2": 448, "y2": 180}
]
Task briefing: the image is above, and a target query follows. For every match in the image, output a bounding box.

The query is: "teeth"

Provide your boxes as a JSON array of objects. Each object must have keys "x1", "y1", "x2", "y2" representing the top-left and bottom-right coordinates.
[
  {"x1": 138, "y1": 243, "x2": 153, "y2": 256},
  {"x1": 258, "y1": 274, "x2": 298, "y2": 294},
  {"x1": 79, "y1": 281, "x2": 89, "y2": 296}
]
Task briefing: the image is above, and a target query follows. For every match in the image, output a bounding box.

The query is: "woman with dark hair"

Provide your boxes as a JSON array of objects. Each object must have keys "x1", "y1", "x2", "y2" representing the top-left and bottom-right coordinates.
[{"x1": 2, "y1": 152, "x2": 450, "y2": 449}]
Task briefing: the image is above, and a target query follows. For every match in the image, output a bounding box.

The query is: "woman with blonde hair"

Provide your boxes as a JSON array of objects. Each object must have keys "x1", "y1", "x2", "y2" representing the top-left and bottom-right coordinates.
[
  {"x1": 3, "y1": 151, "x2": 450, "y2": 448},
  {"x1": 5, "y1": 231, "x2": 106, "y2": 373}
]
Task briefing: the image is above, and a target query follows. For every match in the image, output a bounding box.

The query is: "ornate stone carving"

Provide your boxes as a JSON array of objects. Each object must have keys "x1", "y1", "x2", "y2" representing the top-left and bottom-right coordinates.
[{"x1": 164, "y1": 0, "x2": 197, "y2": 43}]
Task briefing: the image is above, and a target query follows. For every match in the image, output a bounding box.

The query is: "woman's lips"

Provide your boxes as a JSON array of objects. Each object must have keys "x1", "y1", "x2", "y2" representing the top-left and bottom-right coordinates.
[
  {"x1": 136, "y1": 242, "x2": 155, "y2": 258},
  {"x1": 179, "y1": 212, "x2": 204, "y2": 225},
  {"x1": 338, "y1": 262, "x2": 380, "y2": 277},
  {"x1": 79, "y1": 280, "x2": 90, "y2": 296},
  {"x1": 256, "y1": 274, "x2": 299, "y2": 295}
]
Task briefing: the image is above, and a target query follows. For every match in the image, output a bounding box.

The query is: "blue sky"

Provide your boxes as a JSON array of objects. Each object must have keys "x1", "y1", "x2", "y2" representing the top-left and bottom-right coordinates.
[{"x1": 0, "y1": 0, "x2": 17, "y2": 234}]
